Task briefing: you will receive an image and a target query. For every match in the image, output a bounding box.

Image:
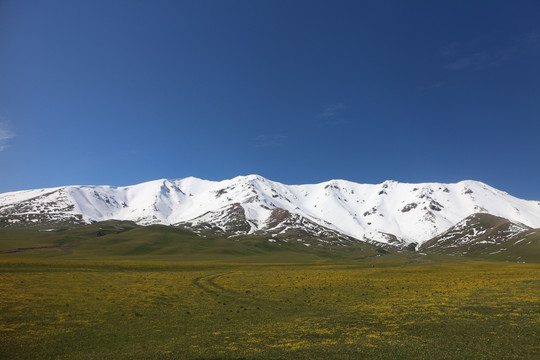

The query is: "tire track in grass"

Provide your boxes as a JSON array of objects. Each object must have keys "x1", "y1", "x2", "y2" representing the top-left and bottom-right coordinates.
[
  {"x1": 192, "y1": 272, "x2": 278, "y2": 308},
  {"x1": 192, "y1": 272, "x2": 228, "y2": 296}
]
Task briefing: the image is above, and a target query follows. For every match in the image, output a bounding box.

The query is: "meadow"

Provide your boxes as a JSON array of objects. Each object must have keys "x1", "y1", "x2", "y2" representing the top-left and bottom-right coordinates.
[{"x1": 1, "y1": 257, "x2": 540, "y2": 359}]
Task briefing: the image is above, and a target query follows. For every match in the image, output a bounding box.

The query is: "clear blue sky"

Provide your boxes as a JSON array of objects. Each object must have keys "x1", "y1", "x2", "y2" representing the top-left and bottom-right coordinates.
[{"x1": 1, "y1": 0, "x2": 539, "y2": 200}]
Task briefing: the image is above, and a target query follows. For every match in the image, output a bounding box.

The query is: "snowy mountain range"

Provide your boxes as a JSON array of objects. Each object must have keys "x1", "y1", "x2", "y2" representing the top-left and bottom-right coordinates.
[{"x1": 1, "y1": 175, "x2": 539, "y2": 247}]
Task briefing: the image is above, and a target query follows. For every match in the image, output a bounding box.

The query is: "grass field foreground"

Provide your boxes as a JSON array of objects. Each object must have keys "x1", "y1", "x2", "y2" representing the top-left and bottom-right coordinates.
[{"x1": 1, "y1": 259, "x2": 540, "y2": 359}]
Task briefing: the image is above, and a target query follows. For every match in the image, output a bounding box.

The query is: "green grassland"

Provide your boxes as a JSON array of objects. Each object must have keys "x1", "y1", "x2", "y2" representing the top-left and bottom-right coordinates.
[
  {"x1": 0, "y1": 221, "x2": 384, "y2": 263},
  {"x1": 1, "y1": 223, "x2": 540, "y2": 359}
]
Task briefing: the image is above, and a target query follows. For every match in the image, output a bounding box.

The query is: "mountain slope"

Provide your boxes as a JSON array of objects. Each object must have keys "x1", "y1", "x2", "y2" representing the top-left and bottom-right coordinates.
[
  {"x1": 0, "y1": 220, "x2": 383, "y2": 262},
  {"x1": 421, "y1": 213, "x2": 540, "y2": 262},
  {"x1": 1, "y1": 175, "x2": 539, "y2": 245}
]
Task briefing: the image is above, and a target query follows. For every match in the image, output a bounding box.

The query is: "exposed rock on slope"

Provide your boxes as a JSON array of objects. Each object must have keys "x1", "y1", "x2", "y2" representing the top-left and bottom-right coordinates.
[{"x1": 1, "y1": 175, "x2": 539, "y2": 246}]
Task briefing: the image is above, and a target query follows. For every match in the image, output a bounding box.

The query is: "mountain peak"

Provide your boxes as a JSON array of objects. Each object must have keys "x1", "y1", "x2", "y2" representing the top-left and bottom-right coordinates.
[
  {"x1": 243, "y1": 174, "x2": 267, "y2": 182},
  {"x1": 1, "y1": 177, "x2": 539, "y2": 246},
  {"x1": 421, "y1": 213, "x2": 534, "y2": 256}
]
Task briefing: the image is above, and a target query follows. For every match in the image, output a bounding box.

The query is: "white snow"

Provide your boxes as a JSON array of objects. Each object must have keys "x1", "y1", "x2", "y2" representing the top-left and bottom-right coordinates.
[{"x1": 1, "y1": 175, "x2": 540, "y2": 245}]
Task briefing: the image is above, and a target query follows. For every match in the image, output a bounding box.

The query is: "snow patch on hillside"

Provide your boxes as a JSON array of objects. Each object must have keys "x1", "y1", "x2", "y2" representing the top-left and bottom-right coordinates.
[{"x1": 1, "y1": 175, "x2": 540, "y2": 245}]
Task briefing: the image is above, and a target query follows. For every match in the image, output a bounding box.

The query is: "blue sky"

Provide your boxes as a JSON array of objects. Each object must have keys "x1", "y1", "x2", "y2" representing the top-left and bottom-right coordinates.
[{"x1": 1, "y1": 0, "x2": 539, "y2": 200}]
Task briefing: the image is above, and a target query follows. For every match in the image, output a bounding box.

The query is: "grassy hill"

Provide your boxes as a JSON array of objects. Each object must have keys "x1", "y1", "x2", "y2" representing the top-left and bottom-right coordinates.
[{"x1": 0, "y1": 220, "x2": 390, "y2": 263}]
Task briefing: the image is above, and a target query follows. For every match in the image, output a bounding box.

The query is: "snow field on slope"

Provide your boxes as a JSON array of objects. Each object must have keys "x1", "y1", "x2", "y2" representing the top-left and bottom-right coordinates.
[{"x1": 2, "y1": 175, "x2": 540, "y2": 244}]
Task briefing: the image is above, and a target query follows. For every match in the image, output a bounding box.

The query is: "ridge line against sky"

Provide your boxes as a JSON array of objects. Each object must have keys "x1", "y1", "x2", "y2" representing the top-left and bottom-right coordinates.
[
  {"x1": 1, "y1": 175, "x2": 539, "y2": 203},
  {"x1": 1, "y1": 0, "x2": 539, "y2": 200}
]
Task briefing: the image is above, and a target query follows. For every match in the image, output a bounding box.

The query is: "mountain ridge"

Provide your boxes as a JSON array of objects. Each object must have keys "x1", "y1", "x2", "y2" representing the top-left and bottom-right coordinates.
[
  {"x1": 420, "y1": 213, "x2": 540, "y2": 262},
  {"x1": 1, "y1": 175, "x2": 539, "y2": 246}
]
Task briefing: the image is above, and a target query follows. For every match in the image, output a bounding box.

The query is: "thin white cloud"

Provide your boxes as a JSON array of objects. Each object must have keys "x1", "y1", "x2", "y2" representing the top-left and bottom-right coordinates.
[
  {"x1": 444, "y1": 57, "x2": 471, "y2": 70},
  {"x1": 418, "y1": 81, "x2": 446, "y2": 91},
  {"x1": 439, "y1": 42, "x2": 460, "y2": 57},
  {"x1": 317, "y1": 103, "x2": 345, "y2": 118},
  {"x1": 315, "y1": 103, "x2": 350, "y2": 127},
  {"x1": 0, "y1": 122, "x2": 15, "y2": 151},
  {"x1": 443, "y1": 31, "x2": 540, "y2": 71},
  {"x1": 444, "y1": 53, "x2": 487, "y2": 71},
  {"x1": 254, "y1": 134, "x2": 286, "y2": 148}
]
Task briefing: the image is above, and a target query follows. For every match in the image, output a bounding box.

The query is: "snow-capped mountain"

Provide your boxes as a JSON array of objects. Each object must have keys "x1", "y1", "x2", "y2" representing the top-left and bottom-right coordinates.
[
  {"x1": 420, "y1": 213, "x2": 540, "y2": 261},
  {"x1": 1, "y1": 175, "x2": 539, "y2": 246}
]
